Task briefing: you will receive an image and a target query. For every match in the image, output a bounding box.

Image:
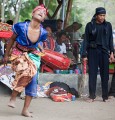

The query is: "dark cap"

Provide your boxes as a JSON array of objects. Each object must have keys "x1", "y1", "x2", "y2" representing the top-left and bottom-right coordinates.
[{"x1": 95, "y1": 7, "x2": 106, "y2": 15}]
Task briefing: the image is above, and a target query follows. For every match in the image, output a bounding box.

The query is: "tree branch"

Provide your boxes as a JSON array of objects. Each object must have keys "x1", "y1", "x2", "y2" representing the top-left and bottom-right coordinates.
[{"x1": 47, "y1": 0, "x2": 62, "y2": 19}]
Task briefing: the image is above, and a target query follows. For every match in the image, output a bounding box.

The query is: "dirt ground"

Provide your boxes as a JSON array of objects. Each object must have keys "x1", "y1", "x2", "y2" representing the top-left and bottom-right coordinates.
[{"x1": 0, "y1": 94, "x2": 115, "y2": 120}]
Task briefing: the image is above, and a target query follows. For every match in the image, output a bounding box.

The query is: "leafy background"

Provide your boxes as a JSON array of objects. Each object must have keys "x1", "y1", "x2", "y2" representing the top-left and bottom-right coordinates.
[{"x1": 0, "y1": 0, "x2": 115, "y2": 34}]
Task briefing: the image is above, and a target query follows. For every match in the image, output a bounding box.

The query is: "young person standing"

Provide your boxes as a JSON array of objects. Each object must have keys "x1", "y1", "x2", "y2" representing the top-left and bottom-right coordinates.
[{"x1": 3, "y1": 4, "x2": 48, "y2": 117}]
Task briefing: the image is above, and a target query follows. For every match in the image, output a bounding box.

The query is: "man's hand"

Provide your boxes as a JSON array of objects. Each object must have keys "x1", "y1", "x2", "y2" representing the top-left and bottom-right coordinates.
[
  {"x1": 3, "y1": 56, "x2": 9, "y2": 66},
  {"x1": 41, "y1": 48, "x2": 45, "y2": 54},
  {"x1": 109, "y1": 52, "x2": 114, "y2": 63},
  {"x1": 44, "y1": 47, "x2": 49, "y2": 50}
]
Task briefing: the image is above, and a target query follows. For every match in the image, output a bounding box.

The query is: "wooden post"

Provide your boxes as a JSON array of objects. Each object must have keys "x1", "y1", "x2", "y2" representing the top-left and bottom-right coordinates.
[{"x1": 64, "y1": 0, "x2": 73, "y2": 28}]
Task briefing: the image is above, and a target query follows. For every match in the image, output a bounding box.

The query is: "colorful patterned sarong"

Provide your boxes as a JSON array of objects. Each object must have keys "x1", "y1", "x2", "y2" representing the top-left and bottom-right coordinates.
[{"x1": 10, "y1": 43, "x2": 41, "y2": 93}]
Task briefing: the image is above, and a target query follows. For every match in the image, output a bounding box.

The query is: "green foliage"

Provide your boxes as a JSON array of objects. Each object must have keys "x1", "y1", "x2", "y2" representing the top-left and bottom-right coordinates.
[
  {"x1": 19, "y1": 0, "x2": 39, "y2": 22},
  {"x1": 0, "y1": 0, "x2": 114, "y2": 31},
  {"x1": 46, "y1": 0, "x2": 58, "y2": 16},
  {"x1": 72, "y1": 0, "x2": 115, "y2": 33},
  {"x1": 19, "y1": 0, "x2": 58, "y2": 21}
]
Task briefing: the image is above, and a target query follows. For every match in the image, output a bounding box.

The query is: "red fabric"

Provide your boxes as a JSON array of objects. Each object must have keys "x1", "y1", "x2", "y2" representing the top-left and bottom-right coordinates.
[
  {"x1": 11, "y1": 42, "x2": 41, "y2": 57},
  {"x1": 47, "y1": 86, "x2": 72, "y2": 102},
  {"x1": 109, "y1": 69, "x2": 115, "y2": 74},
  {"x1": 51, "y1": 93, "x2": 72, "y2": 102},
  {"x1": 0, "y1": 22, "x2": 12, "y2": 38},
  {"x1": 48, "y1": 37, "x2": 55, "y2": 50},
  {"x1": 43, "y1": 37, "x2": 55, "y2": 50},
  {"x1": 0, "y1": 31, "x2": 13, "y2": 38},
  {"x1": 41, "y1": 64, "x2": 54, "y2": 73},
  {"x1": 32, "y1": 4, "x2": 48, "y2": 15}
]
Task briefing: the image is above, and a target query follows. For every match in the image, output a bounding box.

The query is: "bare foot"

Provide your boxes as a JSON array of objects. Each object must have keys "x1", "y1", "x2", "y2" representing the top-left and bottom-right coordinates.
[
  {"x1": 8, "y1": 99, "x2": 16, "y2": 108},
  {"x1": 21, "y1": 110, "x2": 33, "y2": 117},
  {"x1": 86, "y1": 98, "x2": 95, "y2": 103},
  {"x1": 108, "y1": 96, "x2": 115, "y2": 99}
]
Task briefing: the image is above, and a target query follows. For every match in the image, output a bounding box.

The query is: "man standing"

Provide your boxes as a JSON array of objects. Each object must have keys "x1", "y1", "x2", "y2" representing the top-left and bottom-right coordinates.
[{"x1": 82, "y1": 7, "x2": 114, "y2": 102}]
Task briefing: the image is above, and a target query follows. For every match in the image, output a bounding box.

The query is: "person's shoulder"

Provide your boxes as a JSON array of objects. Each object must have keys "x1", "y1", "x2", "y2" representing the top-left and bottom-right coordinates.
[
  {"x1": 86, "y1": 22, "x2": 91, "y2": 25},
  {"x1": 106, "y1": 21, "x2": 112, "y2": 26},
  {"x1": 14, "y1": 21, "x2": 25, "y2": 25},
  {"x1": 84, "y1": 21, "x2": 91, "y2": 26},
  {"x1": 13, "y1": 22, "x2": 26, "y2": 28},
  {"x1": 85, "y1": 22, "x2": 92, "y2": 28},
  {"x1": 105, "y1": 21, "x2": 112, "y2": 29},
  {"x1": 12, "y1": 22, "x2": 27, "y2": 34}
]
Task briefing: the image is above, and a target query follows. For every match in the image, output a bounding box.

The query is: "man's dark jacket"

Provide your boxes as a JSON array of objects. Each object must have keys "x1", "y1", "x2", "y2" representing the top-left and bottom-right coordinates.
[{"x1": 82, "y1": 20, "x2": 114, "y2": 58}]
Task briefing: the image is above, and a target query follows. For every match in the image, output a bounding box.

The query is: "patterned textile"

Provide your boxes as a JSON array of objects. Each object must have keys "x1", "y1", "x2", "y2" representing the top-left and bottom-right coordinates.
[
  {"x1": 46, "y1": 86, "x2": 72, "y2": 102},
  {"x1": 46, "y1": 37, "x2": 55, "y2": 50},
  {"x1": 11, "y1": 52, "x2": 37, "y2": 92},
  {"x1": 10, "y1": 42, "x2": 44, "y2": 61}
]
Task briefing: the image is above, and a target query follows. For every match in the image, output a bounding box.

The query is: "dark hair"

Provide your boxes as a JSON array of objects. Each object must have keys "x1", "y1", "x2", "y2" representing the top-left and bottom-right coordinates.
[
  {"x1": 6, "y1": 20, "x2": 13, "y2": 25},
  {"x1": 25, "y1": 19, "x2": 30, "y2": 22},
  {"x1": 58, "y1": 31, "x2": 66, "y2": 38},
  {"x1": 45, "y1": 25, "x2": 52, "y2": 30},
  {"x1": 57, "y1": 19, "x2": 63, "y2": 23}
]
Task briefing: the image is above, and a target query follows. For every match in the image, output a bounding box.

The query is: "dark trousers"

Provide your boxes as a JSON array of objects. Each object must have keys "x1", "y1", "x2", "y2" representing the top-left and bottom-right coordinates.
[{"x1": 88, "y1": 46, "x2": 109, "y2": 99}]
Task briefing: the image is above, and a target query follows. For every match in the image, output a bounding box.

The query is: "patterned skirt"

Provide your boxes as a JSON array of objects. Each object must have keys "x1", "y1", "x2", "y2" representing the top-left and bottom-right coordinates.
[{"x1": 10, "y1": 43, "x2": 41, "y2": 92}]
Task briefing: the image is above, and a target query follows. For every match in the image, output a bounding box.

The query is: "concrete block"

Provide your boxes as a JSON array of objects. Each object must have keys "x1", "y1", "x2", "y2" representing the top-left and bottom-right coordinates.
[
  {"x1": 39, "y1": 73, "x2": 79, "y2": 90},
  {"x1": 0, "y1": 73, "x2": 113, "y2": 96}
]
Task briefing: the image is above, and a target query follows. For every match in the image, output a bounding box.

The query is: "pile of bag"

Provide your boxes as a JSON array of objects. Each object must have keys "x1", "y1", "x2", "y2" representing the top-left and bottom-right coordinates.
[{"x1": 46, "y1": 82, "x2": 79, "y2": 102}]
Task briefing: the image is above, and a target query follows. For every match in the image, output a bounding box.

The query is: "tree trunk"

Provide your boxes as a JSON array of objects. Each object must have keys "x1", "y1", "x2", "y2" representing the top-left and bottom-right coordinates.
[
  {"x1": 14, "y1": 0, "x2": 22, "y2": 23},
  {"x1": 64, "y1": 0, "x2": 73, "y2": 28},
  {"x1": 6, "y1": 0, "x2": 13, "y2": 20},
  {"x1": 1, "y1": 0, "x2": 6, "y2": 22}
]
